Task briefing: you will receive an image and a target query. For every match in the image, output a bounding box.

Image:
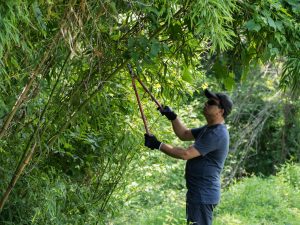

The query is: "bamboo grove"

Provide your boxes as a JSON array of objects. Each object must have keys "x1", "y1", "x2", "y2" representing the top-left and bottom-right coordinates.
[{"x1": 0, "y1": 0, "x2": 299, "y2": 223}]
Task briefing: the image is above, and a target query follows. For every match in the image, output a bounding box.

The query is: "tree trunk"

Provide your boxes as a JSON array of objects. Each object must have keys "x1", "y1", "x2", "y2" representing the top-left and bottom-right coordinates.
[{"x1": 281, "y1": 101, "x2": 295, "y2": 162}]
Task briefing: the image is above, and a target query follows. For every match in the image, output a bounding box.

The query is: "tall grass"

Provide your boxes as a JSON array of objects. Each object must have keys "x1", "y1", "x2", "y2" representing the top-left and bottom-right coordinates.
[{"x1": 110, "y1": 163, "x2": 300, "y2": 225}]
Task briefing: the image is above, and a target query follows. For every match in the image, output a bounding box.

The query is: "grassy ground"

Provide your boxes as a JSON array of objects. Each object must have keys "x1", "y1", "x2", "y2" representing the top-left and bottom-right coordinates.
[{"x1": 110, "y1": 163, "x2": 300, "y2": 225}]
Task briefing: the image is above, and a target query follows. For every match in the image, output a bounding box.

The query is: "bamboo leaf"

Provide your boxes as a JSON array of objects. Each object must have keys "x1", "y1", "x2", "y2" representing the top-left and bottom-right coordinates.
[
  {"x1": 267, "y1": 16, "x2": 276, "y2": 30},
  {"x1": 182, "y1": 66, "x2": 194, "y2": 83},
  {"x1": 149, "y1": 39, "x2": 160, "y2": 57},
  {"x1": 245, "y1": 20, "x2": 261, "y2": 32}
]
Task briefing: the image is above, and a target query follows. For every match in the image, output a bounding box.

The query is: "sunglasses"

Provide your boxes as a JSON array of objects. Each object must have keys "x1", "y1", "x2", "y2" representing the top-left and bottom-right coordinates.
[{"x1": 206, "y1": 99, "x2": 222, "y2": 108}]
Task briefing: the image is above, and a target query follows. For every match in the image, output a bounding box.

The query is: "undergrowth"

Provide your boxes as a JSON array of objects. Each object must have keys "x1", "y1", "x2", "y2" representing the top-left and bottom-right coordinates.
[{"x1": 111, "y1": 163, "x2": 300, "y2": 225}]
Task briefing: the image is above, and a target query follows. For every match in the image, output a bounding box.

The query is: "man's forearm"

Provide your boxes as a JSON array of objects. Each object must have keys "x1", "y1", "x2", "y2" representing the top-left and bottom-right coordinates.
[
  {"x1": 171, "y1": 117, "x2": 190, "y2": 140},
  {"x1": 159, "y1": 143, "x2": 187, "y2": 160}
]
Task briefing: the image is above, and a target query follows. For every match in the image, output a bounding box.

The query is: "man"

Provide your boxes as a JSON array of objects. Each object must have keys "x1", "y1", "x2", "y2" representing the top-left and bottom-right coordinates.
[{"x1": 144, "y1": 89, "x2": 233, "y2": 225}]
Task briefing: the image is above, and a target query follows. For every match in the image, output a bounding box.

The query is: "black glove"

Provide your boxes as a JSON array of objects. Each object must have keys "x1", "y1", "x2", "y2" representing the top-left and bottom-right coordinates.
[
  {"x1": 144, "y1": 133, "x2": 162, "y2": 150},
  {"x1": 158, "y1": 106, "x2": 177, "y2": 121}
]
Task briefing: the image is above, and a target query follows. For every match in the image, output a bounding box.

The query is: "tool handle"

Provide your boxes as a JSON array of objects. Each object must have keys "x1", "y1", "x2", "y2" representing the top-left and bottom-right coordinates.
[
  {"x1": 135, "y1": 76, "x2": 162, "y2": 110},
  {"x1": 131, "y1": 77, "x2": 150, "y2": 135},
  {"x1": 127, "y1": 64, "x2": 162, "y2": 110},
  {"x1": 128, "y1": 64, "x2": 150, "y2": 135}
]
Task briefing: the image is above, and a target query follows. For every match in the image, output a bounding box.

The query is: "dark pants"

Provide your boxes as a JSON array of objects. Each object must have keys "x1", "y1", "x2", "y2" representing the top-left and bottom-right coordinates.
[{"x1": 186, "y1": 202, "x2": 216, "y2": 225}]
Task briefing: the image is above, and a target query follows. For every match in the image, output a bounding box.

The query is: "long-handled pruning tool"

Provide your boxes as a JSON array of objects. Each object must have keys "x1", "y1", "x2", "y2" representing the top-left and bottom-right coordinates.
[{"x1": 127, "y1": 64, "x2": 163, "y2": 135}]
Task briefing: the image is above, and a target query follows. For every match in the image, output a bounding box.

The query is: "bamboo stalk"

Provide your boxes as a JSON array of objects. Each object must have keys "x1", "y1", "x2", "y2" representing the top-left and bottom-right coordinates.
[
  {"x1": 0, "y1": 1, "x2": 79, "y2": 140},
  {"x1": 0, "y1": 4, "x2": 190, "y2": 212},
  {"x1": 0, "y1": 54, "x2": 71, "y2": 212},
  {"x1": 0, "y1": 143, "x2": 36, "y2": 212},
  {"x1": 0, "y1": 74, "x2": 37, "y2": 139},
  {"x1": 47, "y1": 59, "x2": 130, "y2": 146},
  {"x1": 45, "y1": 5, "x2": 187, "y2": 144},
  {"x1": 0, "y1": 35, "x2": 59, "y2": 140}
]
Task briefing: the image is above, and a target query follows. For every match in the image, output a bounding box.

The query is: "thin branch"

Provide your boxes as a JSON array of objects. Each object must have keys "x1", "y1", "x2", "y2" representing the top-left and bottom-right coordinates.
[
  {"x1": 223, "y1": 92, "x2": 280, "y2": 187},
  {"x1": 0, "y1": 53, "x2": 71, "y2": 212},
  {"x1": 0, "y1": 2, "x2": 80, "y2": 139},
  {"x1": 0, "y1": 3, "x2": 192, "y2": 212}
]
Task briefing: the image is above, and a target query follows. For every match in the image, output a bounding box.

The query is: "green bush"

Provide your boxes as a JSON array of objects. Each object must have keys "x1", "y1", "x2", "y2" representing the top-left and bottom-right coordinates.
[
  {"x1": 110, "y1": 163, "x2": 300, "y2": 225},
  {"x1": 215, "y1": 163, "x2": 300, "y2": 224}
]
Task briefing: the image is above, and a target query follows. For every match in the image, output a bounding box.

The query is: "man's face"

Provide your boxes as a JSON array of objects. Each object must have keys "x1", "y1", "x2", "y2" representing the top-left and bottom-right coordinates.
[{"x1": 203, "y1": 98, "x2": 223, "y2": 118}]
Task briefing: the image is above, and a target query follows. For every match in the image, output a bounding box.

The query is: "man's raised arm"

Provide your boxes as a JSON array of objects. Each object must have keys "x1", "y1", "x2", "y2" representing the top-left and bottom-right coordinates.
[{"x1": 159, "y1": 106, "x2": 194, "y2": 141}]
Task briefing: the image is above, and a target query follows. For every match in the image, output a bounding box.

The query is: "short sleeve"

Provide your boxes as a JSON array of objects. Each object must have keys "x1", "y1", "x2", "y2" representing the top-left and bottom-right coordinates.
[
  {"x1": 191, "y1": 126, "x2": 206, "y2": 139},
  {"x1": 193, "y1": 131, "x2": 219, "y2": 156}
]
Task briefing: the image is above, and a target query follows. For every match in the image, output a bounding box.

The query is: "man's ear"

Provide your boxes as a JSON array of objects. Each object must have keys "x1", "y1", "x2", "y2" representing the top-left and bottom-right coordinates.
[{"x1": 220, "y1": 108, "x2": 224, "y2": 116}]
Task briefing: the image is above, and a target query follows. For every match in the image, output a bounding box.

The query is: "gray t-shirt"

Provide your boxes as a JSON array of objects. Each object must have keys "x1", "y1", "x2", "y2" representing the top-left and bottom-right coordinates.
[{"x1": 185, "y1": 124, "x2": 229, "y2": 204}]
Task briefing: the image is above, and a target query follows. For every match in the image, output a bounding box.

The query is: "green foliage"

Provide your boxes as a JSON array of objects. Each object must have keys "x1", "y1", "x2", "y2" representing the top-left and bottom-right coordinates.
[
  {"x1": 215, "y1": 164, "x2": 300, "y2": 225},
  {"x1": 277, "y1": 162, "x2": 300, "y2": 190},
  {"x1": 0, "y1": 0, "x2": 300, "y2": 224},
  {"x1": 1, "y1": 170, "x2": 106, "y2": 224},
  {"x1": 185, "y1": 0, "x2": 237, "y2": 52},
  {"x1": 212, "y1": 0, "x2": 300, "y2": 89},
  {"x1": 280, "y1": 53, "x2": 300, "y2": 97},
  {"x1": 0, "y1": 1, "x2": 30, "y2": 56},
  {"x1": 109, "y1": 158, "x2": 300, "y2": 224},
  {"x1": 109, "y1": 149, "x2": 187, "y2": 225}
]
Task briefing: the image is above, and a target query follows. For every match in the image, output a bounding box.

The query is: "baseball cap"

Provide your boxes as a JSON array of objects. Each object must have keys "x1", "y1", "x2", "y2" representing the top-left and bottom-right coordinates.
[{"x1": 204, "y1": 89, "x2": 233, "y2": 118}]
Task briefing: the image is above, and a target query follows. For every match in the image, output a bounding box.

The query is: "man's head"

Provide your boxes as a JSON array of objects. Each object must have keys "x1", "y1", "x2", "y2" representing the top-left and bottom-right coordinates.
[{"x1": 203, "y1": 89, "x2": 233, "y2": 119}]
